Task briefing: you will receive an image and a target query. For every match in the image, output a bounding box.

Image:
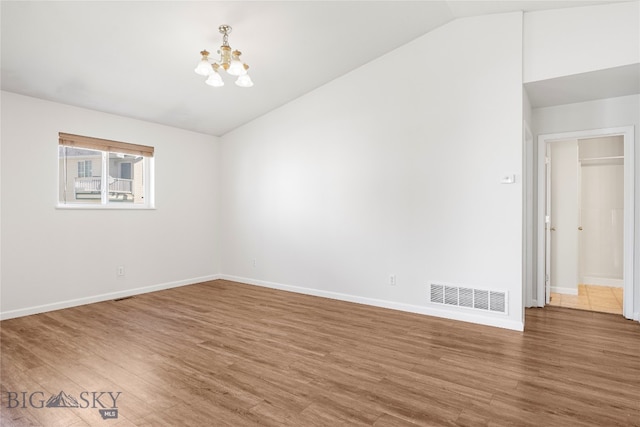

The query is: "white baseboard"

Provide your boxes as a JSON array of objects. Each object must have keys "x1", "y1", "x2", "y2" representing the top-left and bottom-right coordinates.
[
  {"x1": 219, "y1": 275, "x2": 524, "y2": 332},
  {"x1": 581, "y1": 276, "x2": 624, "y2": 288},
  {"x1": 0, "y1": 274, "x2": 221, "y2": 321},
  {"x1": 550, "y1": 286, "x2": 578, "y2": 295}
]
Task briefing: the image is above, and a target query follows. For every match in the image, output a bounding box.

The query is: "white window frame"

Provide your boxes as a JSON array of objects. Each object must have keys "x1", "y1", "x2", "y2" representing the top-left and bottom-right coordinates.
[{"x1": 57, "y1": 133, "x2": 155, "y2": 210}]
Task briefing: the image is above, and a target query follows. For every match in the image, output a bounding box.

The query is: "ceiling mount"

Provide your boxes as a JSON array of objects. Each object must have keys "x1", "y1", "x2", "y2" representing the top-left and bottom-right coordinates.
[{"x1": 194, "y1": 24, "x2": 253, "y2": 88}]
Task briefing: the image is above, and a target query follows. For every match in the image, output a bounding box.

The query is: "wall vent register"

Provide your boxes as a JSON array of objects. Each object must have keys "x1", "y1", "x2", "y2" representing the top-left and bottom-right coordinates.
[{"x1": 430, "y1": 283, "x2": 507, "y2": 314}]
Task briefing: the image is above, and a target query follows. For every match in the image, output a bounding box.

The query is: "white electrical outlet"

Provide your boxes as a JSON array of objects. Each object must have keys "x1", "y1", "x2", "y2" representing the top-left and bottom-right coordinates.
[
  {"x1": 117, "y1": 266, "x2": 125, "y2": 277},
  {"x1": 389, "y1": 274, "x2": 396, "y2": 286}
]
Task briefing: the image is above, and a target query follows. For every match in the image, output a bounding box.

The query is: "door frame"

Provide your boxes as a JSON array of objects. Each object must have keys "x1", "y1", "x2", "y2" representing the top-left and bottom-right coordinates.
[{"x1": 536, "y1": 126, "x2": 635, "y2": 319}]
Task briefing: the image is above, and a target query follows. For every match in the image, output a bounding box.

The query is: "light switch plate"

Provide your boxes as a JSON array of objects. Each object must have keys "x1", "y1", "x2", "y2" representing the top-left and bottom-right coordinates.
[{"x1": 500, "y1": 174, "x2": 515, "y2": 184}]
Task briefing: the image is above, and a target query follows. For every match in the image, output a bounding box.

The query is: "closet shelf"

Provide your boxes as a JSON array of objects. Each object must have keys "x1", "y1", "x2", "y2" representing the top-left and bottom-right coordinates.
[{"x1": 580, "y1": 156, "x2": 624, "y2": 166}]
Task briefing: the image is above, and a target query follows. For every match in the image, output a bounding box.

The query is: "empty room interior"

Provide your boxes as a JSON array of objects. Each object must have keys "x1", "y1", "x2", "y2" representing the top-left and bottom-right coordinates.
[{"x1": 1, "y1": 1, "x2": 639, "y2": 426}]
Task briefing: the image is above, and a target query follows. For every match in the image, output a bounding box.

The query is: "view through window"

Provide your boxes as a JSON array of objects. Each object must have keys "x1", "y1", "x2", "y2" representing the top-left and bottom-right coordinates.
[{"x1": 58, "y1": 133, "x2": 154, "y2": 207}]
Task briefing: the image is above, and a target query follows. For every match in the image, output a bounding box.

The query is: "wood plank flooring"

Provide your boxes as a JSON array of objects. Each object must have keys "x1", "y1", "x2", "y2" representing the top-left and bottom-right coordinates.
[{"x1": 1, "y1": 279, "x2": 639, "y2": 426}]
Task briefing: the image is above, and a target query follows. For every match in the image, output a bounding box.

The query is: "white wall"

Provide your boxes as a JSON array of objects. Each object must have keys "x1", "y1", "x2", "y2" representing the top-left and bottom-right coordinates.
[
  {"x1": 524, "y1": 1, "x2": 640, "y2": 82},
  {"x1": 0, "y1": 91, "x2": 220, "y2": 319},
  {"x1": 533, "y1": 94, "x2": 640, "y2": 318},
  {"x1": 219, "y1": 13, "x2": 524, "y2": 330}
]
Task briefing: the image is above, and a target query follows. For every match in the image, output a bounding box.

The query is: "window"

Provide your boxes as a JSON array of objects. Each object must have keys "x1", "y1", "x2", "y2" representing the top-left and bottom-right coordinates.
[
  {"x1": 58, "y1": 132, "x2": 154, "y2": 208},
  {"x1": 120, "y1": 162, "x2": 132, "y2": 179},
  {"x1": 78, "y1": 160, "x2": 92, "y2": 178}
]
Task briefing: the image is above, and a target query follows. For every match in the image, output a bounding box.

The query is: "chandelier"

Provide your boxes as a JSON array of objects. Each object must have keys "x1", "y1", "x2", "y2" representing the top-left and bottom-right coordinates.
[{"x1": 194, "y1": 25, "x2": 253, "y2": 88}]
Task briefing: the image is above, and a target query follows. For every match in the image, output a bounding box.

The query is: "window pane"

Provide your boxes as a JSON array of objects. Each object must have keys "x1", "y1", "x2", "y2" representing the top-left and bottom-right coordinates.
[
  {"x1": 59, "y1": 146, "x2": 102, "y2": 204},
  {"x1": 108, "y1": 152, "x2": 144, "y2": 204},
  {"x1": 77, "y1": 160, "x2": 93, "y2": 178}
]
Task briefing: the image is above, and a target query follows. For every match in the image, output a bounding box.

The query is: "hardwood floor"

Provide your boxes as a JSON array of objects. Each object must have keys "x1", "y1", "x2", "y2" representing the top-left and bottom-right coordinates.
[{"x1": 1, "y1": 279, "x2": 639, "y2": 426}]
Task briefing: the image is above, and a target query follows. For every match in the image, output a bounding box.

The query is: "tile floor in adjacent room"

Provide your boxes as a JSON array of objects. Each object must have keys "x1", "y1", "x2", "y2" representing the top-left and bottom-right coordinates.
[{"x1": 549, "y1": 284, "x2": 623, "y2": 315}]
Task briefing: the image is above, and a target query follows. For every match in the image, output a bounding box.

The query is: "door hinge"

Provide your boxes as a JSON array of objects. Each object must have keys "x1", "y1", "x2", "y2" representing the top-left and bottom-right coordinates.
[{"x1": 545, "y1": 156, "x2": 550, "y2": 165}]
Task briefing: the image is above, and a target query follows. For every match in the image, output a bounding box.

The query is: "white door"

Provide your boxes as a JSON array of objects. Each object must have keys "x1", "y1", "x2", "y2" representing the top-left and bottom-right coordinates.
[
  {"x1": 544, "y1": 145, "x2": 551, "y2": 304},
  {"x1": 549, "y1": 140, "x2": 580, "y2": 298}
]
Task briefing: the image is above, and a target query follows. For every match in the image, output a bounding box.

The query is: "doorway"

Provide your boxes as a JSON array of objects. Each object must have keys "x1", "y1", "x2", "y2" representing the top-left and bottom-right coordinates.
[
  {"x1": 546, "y1": 136, "x2": 624, "y2": 314},
  {"x1": 536, "y1": 127, "x2": 635, "y2": 319}
]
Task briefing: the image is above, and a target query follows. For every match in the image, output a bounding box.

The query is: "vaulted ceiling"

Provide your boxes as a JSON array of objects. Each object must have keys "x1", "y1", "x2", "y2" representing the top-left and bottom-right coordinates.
[{"x1": 0, "y1": 1, "x2": 628, "y2": 136}]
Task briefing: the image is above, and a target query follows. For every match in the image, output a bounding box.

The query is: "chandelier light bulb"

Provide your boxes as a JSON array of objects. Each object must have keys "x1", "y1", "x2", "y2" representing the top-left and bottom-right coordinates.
[
  {"x1": 227, "y1": 51, "x2": 246, "y2": 76},
  {"x1": 194, "y1": 50, "x2": 212, "y2": 76},
  {"x1": 235, "y1": 74, "x2": 253, "y2": 88},
  {"x1": 205, "y1": 70, "x2": 224, "y2": 87}
]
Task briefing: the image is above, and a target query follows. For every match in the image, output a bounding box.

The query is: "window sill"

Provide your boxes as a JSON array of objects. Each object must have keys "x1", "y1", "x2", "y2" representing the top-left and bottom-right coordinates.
[{"x1": 56, "y1": 204, "x2": 156, "y2": 210}]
